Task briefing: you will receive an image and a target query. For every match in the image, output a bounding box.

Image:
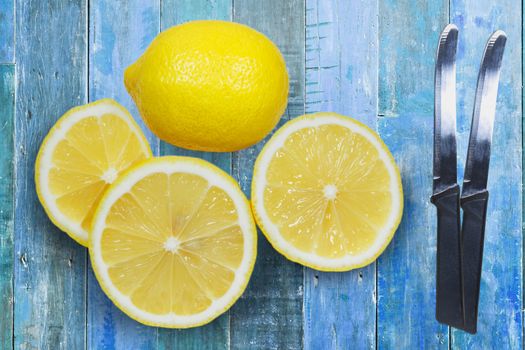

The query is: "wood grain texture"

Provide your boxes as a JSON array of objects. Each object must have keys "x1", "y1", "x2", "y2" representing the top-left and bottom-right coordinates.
[
  {"x1": 230, "y1": 1, "x2": 304, "y2": 349},
  {"x1": 88, "y1": 1, "x2": 160, "y2": 349},
  {"x1": 303, "y1": 0, "x2": 378, "y2": 349},
  {"x1": 157, "y1": 1, "x2": 232, "y2": 349},
  {"x1": 161, "y1": 0, "x2": 231, "y2": 24},
  {"x1": 14, "y1": 1, "x2": 87, "y2": 349},
  {"x1": 0, "y1": 0, "x2": 14, "y2": 62},
  {"x1": 450, "y1": 0, "x2": 522, "y2": 347},
  {"x1": 305, "y1": 0, "x2": 378, "y2": 126},
  {"x1": 0, "y1": 64, "x2": 14, "y2": 350},
  {"x1": 376, "y1": 0, "x2": 450, "y2": 348},
  {"x1": 89, "y1": 0, "x2": 160, "y2": 148}
]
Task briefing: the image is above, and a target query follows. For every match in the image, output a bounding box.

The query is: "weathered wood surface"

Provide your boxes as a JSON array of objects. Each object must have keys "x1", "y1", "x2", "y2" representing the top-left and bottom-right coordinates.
[
  {"x1": 0, "y1": 64, "x2": 14, "y2": 350},
  {"x1": 2, "y1": 0, "x2": 523, "y2": 349},
  {"x1": 376, "y1": 0, "x2": 450, "y2": 348},
  {"x1": 158, "y1": 1, "x2": 232, "y2": 349},
  {"x1": 377, "y1": 0, "x2": 449, "y2": 349},
  {"x1": 0, "y1": 0, "x2": 14, "y2": 63},
  {"x1": 230, "y1": 1, "x2": 305, "y2": 349},
  {"x1": 304, "y1": 1, "x2": 378, "y2": 349},
  {"x1": 0, "y1": 5, "x2": 14, "y2": 349},
  {"x1": 88, "y1": 1, "x2": 160, "y2": 349},
  {"x1": 14, "y1": 1, "x2": 88, "y2": 349},
  {"x1": 450, "y1": 0, "x2": 522, "y2": 348}
]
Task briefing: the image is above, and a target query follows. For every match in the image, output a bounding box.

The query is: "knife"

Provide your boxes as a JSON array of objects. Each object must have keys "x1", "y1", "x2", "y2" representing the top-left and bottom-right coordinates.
[
  {"x1": 460, "y1": 30, "x2": 506, "y2": 334},
  {"x1": 431, "y1": 23, "x2": 464, "y2": 329}
]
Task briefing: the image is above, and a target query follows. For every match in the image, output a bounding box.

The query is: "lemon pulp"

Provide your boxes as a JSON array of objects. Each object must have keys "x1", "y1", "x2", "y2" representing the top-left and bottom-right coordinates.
[
  {"x1": 90, "y1": 157, "x2": 257, "y2": 328},
  {"x1": 252, "y1": 113, "x2": 403, "y2": 271},
  {"x1": 35, "y1": 99, "x2": 152, "y2": 245}
]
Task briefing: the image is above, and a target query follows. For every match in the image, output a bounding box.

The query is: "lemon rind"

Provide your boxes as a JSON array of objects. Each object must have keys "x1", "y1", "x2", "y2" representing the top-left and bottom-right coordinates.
[
  {"x1": 124, "y1": 20, "x2": 289, "y2": 153},
  {"x1": 89, "y1": 156, "x2": 257, "y2": 328},
  {"x1": 251, "y1": 113, "x2": 403, "y2": 272},
  {"x1": 35, "y1": 98, "x2": 152, "y2": 246}
]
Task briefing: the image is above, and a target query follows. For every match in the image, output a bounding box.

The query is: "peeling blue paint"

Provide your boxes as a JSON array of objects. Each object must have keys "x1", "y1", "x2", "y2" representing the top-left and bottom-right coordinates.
[{"x1": 346, "y1": 66, "x2": 353, "y2": 80}]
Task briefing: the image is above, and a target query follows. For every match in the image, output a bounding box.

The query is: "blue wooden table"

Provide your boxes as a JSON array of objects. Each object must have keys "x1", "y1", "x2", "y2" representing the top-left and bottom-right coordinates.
[{"x1": 0, "y1": 0, "x2": 522, "y2": 349}]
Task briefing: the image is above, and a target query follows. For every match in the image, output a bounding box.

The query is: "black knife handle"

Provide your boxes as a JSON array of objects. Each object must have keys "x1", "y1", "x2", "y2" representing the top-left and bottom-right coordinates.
[
  {"x1": 431, "y1": 184, "x2": 464, "y2": 329},
  {"x1": 460, "y1": 189, "x2": 489, "y2": 334}
]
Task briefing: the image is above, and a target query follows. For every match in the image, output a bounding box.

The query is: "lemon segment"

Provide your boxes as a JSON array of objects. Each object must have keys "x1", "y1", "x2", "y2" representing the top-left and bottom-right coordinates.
[
  {"x1": 35, "y1": 99, "x2": 152, "y2": 246},
  {"x1": 90, "y1": 157, "x2": 257, "y2": 328},
  {"x1": 252, "y1": 113, "x2": 403, "y2": 271}
]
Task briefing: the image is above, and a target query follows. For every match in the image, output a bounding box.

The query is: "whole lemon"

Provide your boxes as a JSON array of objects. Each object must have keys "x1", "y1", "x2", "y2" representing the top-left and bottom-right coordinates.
[{"x1": 124, "y1": 20, "x2": 289, "y2": 152}]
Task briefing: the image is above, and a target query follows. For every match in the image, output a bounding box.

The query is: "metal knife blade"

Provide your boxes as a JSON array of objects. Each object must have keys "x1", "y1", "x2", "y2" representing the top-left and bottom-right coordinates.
[
  {"x1": 433, "y1": 24, "x2": 459, "y2": 195},
  {"x1": 462, "y1": 31, "x2": 507, "y2": 197}
]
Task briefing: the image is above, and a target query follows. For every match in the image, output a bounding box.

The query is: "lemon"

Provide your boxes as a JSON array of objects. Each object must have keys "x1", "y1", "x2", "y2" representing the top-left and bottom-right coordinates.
[
  {"x1": 251, "y1": 113, "x2": 403, "y2": 271},
  {"x1": 35, "y1": 99, "x2": 152, "y2": 246},
  {"x1": 89, "y1": 156, "x2": 257, "y2": 328},
  {"x1": 124, "y1": 20, "x2": 289, "y2": 152}
]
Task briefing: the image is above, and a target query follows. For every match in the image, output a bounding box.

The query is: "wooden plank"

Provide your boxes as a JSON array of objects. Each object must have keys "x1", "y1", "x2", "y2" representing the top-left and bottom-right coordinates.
[
  {"x1": 450, "y1": 1, "x2": 522, "y2": 348},
  {"x1": 0, "y1": 64, "x2": 14, "y2": 350},
  {"x1": 89, "y1": 0, "x2": 160, "y2": 148},
  {"x1": 14, "y1": 1, "x2": 87, "y2": 349},
  {"x1": 157, "y1": 1, "x2": 232, "y2": 349},
  {"x1": 305, "y1": 0, "x2": 377, "y2": 126},
  {"x1": 376, "y1": 0, "x2": 449, "y2": 348},
  {"x1": 87, "y1": 1, "x2": 160, "y2": 349},
  {"x1": 0, "y1": 0, "x2": 14, "y2": 62},
  {"x1": 303, "y1": 1, "x2": 378, "y2": 349},
  {"x1": 161, "y1": 0, "x2": 231, "y2": 23},
  {"x1": 230, "y1": 1, "x2": 304, "y2": 349}
]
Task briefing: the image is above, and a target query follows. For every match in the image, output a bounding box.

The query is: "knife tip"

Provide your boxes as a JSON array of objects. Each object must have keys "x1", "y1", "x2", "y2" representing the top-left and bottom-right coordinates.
[
  {"x1": 491, "y1": 29, "x2": 507, "y2": 41},
  {"x1": 442, "y1": 23, "x2": 458, "y2": 36}
]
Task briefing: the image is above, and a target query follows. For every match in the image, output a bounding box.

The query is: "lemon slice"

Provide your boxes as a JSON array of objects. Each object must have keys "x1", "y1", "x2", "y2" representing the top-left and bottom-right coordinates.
[
  {"x1": 252, "y1": 113, "x2": 403, "y2": 271},
  {"x1": 89, "y1": 156, "x2": 257, "y2": 328},
  {"x1": 35, "y1": 99, "x2": 152, "y2": 246}
]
